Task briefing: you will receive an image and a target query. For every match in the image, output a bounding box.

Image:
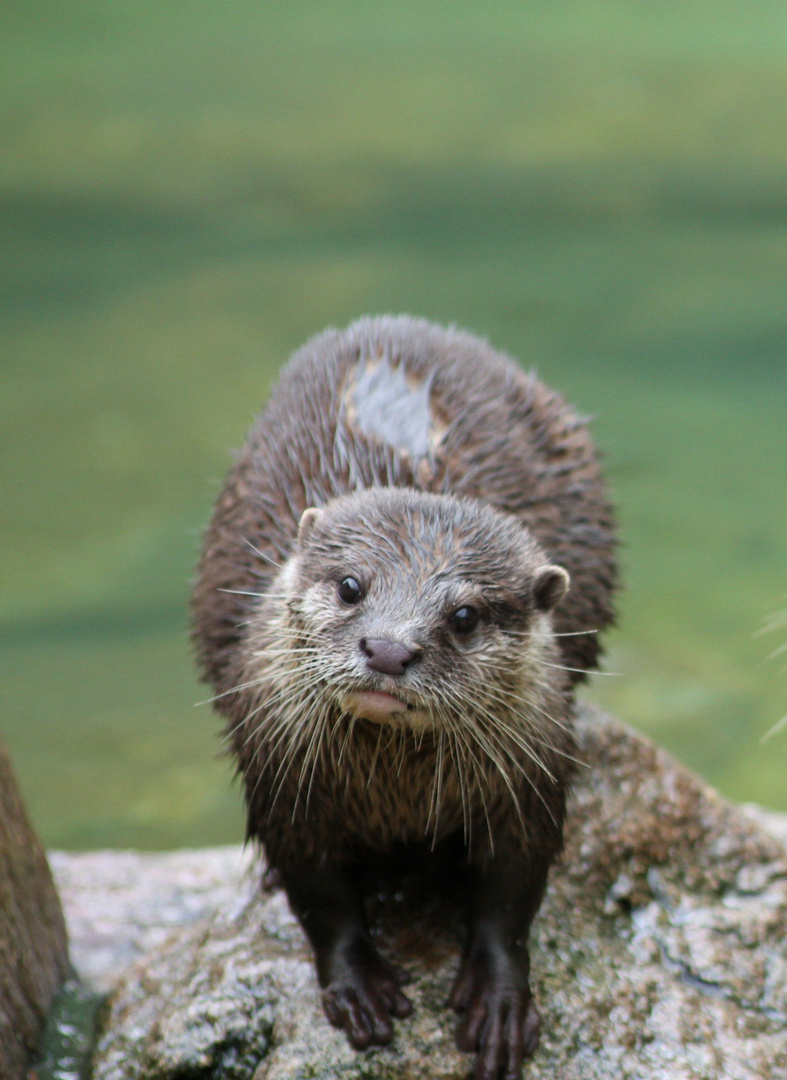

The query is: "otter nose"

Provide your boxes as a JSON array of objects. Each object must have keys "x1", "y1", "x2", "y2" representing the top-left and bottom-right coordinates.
[{"x1": 360, "y1": 638, "x2": 421, "y2": 675}]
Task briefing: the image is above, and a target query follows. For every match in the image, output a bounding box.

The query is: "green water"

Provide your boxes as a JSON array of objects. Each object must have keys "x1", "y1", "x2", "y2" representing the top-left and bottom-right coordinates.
[{"x1": 2, "y1": 2, "x2": 786, "y2": 849}]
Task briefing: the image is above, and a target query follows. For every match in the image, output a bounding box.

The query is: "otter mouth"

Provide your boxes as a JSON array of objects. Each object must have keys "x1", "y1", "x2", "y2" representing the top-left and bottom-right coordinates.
[{"x1": 340, "y1": 689, "x2": 425, "y2": 727}]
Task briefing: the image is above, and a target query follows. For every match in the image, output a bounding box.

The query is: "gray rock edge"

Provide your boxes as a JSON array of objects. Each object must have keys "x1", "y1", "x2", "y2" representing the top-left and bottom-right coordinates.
[
  {"x1": 52, "y1": 805, "x2": 787, "y2": 995},
  {"x1": 50, "y1": 845, "x2": 259, "y2": 992}
]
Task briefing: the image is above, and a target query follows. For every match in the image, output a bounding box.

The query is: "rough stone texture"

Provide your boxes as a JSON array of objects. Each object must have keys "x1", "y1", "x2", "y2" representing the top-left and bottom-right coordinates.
[
  {"x1": 742, "y1": 804, "x2": 787, "y2": 849},
  {"x1": 0, "y1": 736, "x2": 70, "y2": 1080},
  {"x1": 50, "y1": 846, "x2": 257, "y2": 992},
  {"x1": 72, "y1": 706, "x2": 787, "y2": 1080}
]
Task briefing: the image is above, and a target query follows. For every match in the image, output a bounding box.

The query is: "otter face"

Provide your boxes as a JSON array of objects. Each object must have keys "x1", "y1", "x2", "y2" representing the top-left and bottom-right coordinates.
[{"x1": 261, "y1": 489, "x2": 569, "y2": 733}]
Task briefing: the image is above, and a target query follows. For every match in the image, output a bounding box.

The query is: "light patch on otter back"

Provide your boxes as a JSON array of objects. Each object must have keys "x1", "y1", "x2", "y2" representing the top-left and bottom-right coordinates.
[{"x1": 342, "y1": 351, "x2": 446, "y2": 463}]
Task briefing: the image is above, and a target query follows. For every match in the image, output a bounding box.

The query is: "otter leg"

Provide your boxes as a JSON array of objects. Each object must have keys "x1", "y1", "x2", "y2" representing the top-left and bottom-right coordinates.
[
  {"x1": 281, "y1": 860, "x2": 412, "y2": 1048},
  {"x1": 449, "y1": 849, "x2": 549, "y2": 1080}
]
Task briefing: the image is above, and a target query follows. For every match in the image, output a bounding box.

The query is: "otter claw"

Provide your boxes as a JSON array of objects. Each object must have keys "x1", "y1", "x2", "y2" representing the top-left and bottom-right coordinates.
[
  {"x1": 323, "y1": 985, "x2": 394, "y2": 1047},
  {"x1": 451, "y1": 956, "x2": 540, "y2": 1080},
  {"x1": 321, "y1": 949, "x2": 412, "y2": 1048}
]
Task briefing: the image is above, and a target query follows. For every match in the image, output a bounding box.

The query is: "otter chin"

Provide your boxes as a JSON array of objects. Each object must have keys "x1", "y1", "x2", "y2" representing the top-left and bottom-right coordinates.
[
  {"x1": 341, "y1": 690, "x2": 422, "y2": 726},
  {"x1": 192, "y1": 315, "x2": 617, "y2": 1080}
]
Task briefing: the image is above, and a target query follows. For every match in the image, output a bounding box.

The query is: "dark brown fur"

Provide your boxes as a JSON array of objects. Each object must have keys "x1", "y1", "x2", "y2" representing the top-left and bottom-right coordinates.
[{"x1": 192, "y1": 315, "x2": 616, "y2": 1078}]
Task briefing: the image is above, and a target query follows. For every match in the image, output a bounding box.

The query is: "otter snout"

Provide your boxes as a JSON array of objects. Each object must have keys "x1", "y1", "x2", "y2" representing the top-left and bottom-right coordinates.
[{"x1": 360, "y1": 638, "x2": 422, "y2": 675}]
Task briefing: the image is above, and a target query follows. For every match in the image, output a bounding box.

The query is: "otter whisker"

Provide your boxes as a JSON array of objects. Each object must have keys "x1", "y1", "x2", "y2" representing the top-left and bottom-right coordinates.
[
  {"x1": 240, "y1": 537, "x2": 282, "y2": 568},
  {"x1": 297, "y1": 704, "x2": 333, "y2": 818},
  {"x1": 433, "y1": 691, "x2": 493, "y2": 845},
  {"x1": 444, "y1": 713, "x2": 488, "y2": 850},
  {"x1": 526, "y1": 698, "x2": 574, "y2": 735},
  {"x1": 199, "y1": 656, "x2": 322, "y2": 709},
  {"x1": 250, "y1": 646, "x2": 322, "y2": 659},
  {"x1": 240, "y1": 669, "x2": 328, "y2": 757},
  {"x1": 428, "y1": 698, "x2": 466, "y2": 831},
  {"x1": 452, "y1": 706, "x2": 530, "y2": 836},
  {"x1": 470, "y1": 682, "x2": 558, "y2": 733},
  {"x1": 460, "y1": 683, "x2": 564, "y2": 761},
  {"x1": 249, "y1": 678, "x2": 329, "y2": 754},
  {"x1": 515, "y1": 728, "x2": 588, "y2": 768},
  {"x1": 471, "y1": 695, "x2": 562, "y2": 783},
  {"x1": 538, "y1": 659, "x2": 620, "y2": 677},
  {"x1": 257, "y1": 680, "x2": 324, "y2": 745},
  {"x1": 381, "y1": 725, "x2": 401, "y2": 759},
  {"x1": 442, "y1": 683, "x2": 555, "y2": 831},
  {"x1": 491, "y1": 719, "x2": 559, "y2": 783},
  {"x1": 218, "y1": 588, "x2": 268, "y2": 598},
  {"x1": 425, "y1": 729, "x2": 447, "y2": 843},
  {"x1": 267, "y1": 701, "x2": 329, "y2": 818},
  {"x1": 365, "y1": 725, "x2": 385, "y2": 792},
  {"x1": 444, "y1": 726, "x2": 472, "y2": 847},
  {"x1": 197, "y1": 678, "x2": 271, "y2": 708},
  {"x1": 237, "y1": 677, "x2": 326, "y2": 753},
  {"x1": 395, "y1": 726, "x2": 409, "y2": 778},
  {"x1": 337, "y1": 714, "x2": 358, "y2": 768},
  {"x1": 471, "y1": 739, "x2": 529, "y2": 838}
]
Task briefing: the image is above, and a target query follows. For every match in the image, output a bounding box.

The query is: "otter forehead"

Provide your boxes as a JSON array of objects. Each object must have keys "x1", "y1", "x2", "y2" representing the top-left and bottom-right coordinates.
[
  {"x1": 295, "y1": 489, "x2": 550, "y2": 598},
  {"x1": 280, "y1": 489, "x2": 572, "y2": 645}
]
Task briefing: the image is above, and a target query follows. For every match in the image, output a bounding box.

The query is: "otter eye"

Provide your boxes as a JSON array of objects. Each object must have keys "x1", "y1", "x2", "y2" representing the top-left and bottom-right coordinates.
[
  {"x1": 337, "y1": 576, "x2": 364, "y2": 605},
  {"x1": 449, "y1": 605, "x2": 479, "y2": 634}
]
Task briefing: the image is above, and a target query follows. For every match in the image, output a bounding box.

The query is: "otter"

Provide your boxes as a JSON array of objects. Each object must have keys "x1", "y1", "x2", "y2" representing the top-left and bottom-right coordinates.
[{"x1": 192, "y1": 315, "x2": 616, "y2": 1079}]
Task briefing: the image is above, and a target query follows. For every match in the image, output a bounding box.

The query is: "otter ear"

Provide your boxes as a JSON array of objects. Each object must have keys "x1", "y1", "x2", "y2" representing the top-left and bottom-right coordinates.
[
  {"x1": 297, "y1": 507, "x2": 323, "y2": 547},
  {"x1": 533, "y1": 564, "x2": 570, "y2": 612}
]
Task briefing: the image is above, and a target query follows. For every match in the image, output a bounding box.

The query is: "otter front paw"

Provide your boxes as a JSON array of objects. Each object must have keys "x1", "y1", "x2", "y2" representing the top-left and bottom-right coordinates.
[
  {"x1": 321, "y1": 938, "x2": 412, "y2": 1049},
  {"x1": 450, "y1": 951, "x2": 540, "y2": 1080}
]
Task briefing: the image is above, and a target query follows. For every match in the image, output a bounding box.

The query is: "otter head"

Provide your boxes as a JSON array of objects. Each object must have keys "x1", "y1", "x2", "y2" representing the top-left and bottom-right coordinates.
[{"x1": 255, "y1": 489, "x2": 570, "y2": 736}]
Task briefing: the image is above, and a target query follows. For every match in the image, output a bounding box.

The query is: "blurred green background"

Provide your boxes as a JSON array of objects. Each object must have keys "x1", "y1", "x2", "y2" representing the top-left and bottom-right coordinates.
[{"x1": 2, "y1": 1, "x2": 786, "y2": 849}]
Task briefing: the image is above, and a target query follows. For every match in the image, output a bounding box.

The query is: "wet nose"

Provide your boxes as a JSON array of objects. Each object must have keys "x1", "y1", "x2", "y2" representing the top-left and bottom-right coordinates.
[{"x1": 360, "y1": 638, "x2": 422, "y2": 675}]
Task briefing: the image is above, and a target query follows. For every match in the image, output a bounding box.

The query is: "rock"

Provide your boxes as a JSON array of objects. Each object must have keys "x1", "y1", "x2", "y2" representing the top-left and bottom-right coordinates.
[
  {"x1": 0, "y1": 736, "x2": 70, "y2": 1080},
  {"x1": 50, "y1": 846, "x2": 257, "y2": 993},
  {"x1": 742, "y1": 803, "x2": 787, "y2": 849},
  {"x1": 84, "y1": 706, "x2": 787, "y2": 1079}
]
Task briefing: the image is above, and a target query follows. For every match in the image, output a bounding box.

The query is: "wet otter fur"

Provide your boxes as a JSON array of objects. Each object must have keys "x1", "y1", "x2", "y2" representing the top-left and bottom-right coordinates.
[{"x1": 192, "y1": 315, "x2": 616, "y2": 1079}]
